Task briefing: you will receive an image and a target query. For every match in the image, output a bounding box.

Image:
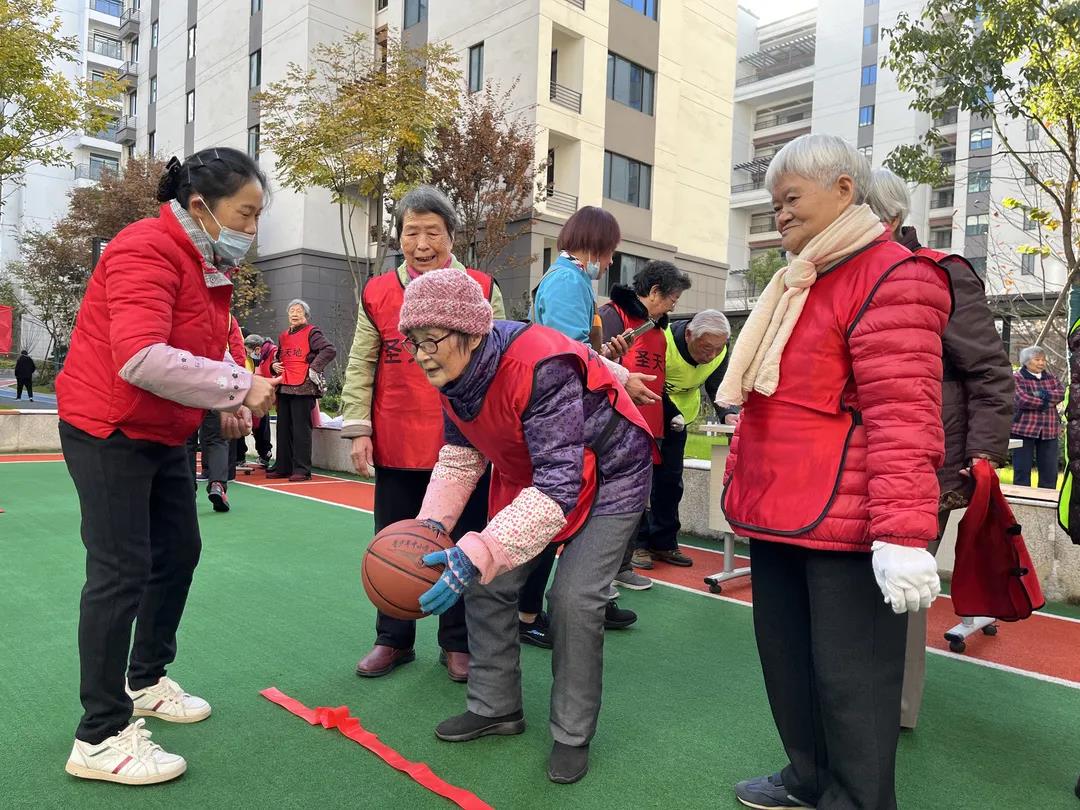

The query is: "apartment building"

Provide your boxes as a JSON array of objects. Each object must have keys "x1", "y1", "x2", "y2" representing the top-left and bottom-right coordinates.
[
  {"x1": 41, "y1": 0, "x2": 737, "y2": 349},
  {"x1": 727, "y1": 0, "x2": 1068, "y2": 318}
]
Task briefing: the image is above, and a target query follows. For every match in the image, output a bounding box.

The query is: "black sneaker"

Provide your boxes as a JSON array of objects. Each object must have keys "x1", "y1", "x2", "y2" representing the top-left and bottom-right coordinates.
[
  {"x1": 603, "y1": 600, "x2": 637, "y2": 629},
  {"x1": 435, "y1": 710, "x2": 525, "y2": 742},
  {"x1": 548, "y1": 741, "x2": 589, "y2": 784},
  {"x1": 735, "y1": 773, "x2": 815, "y2": 809},
  {"x1": 519, "y1": 612, "x2": 553, "y2": 649},
  {"x1": 208, "y1": 482, "x2": 230, "y2": 513}
]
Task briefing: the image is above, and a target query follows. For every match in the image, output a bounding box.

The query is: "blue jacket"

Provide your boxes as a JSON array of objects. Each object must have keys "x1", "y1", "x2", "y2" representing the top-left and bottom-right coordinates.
[{"x1": 531, "y1": 253, "x2": 594, "y2": 343}]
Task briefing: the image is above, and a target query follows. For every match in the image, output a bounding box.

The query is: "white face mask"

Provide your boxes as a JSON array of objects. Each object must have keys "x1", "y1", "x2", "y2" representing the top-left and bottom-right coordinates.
[
  {"x1": 586, "y1": 260, "x2": 601, "y2": 280},
  {"x1": 193, "y1": 198, "x2": 256, "y2": 260}
]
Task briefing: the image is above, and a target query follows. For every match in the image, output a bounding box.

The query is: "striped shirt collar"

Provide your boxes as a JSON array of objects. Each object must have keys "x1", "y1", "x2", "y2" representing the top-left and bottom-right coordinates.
[{"x1": 169, "y1": 199, "x2": 237, "y2": 273}]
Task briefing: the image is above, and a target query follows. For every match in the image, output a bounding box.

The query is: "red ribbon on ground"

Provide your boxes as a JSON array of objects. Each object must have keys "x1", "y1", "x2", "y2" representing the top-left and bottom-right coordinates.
[{"x1": 260, "y1": 687, "x2": 493, "y2": 810}]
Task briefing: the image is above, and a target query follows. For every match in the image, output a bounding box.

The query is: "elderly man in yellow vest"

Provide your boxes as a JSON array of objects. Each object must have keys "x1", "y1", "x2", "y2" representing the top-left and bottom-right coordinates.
[{"x1": 632, "y1": 309, "x2": 737, "y2": 570}]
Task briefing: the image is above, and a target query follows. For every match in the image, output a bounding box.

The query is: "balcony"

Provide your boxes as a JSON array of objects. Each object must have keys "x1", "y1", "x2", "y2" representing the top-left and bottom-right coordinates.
[
  {"x1": 565, "y1": 0, "x2": 585, "y2": 7},
  {"x1": 934, "y1": 107, "x2": 959, "y2": 127},
  {"x1": 88, "y1": 38, "x2": 123, "y2": 61},
  {"x1": 88, "y1": 118, "x2": 122, "y2": 140},
  {"x1": 545, "y1": 189, "x2": 578, "y2": 216},
  {"x1": 118, "y1": 61, "x2": 138, "y2": 84},
  {"x1": 755, "y1": 102, "x2": 812, "y2": 131},
  {"x1": 749, "y1": 222, "x2": 776, "y2": 235},
  {"x1": 115, "y1": 115, "x2": 137, "y2": 144},
  {"x1": 732, "y1": 177, "x2": 766, "y2": 194},
  {"x1": 119, "y1": 8, "x2": 141, "y2": 39},
  {"x1": 549, "y1": 81, "x2": 582, "y2": 114},
  {"x1": 75, "y1": 162, "x2": 118, "y2": 181},
  {"x1": 89, "y1": 0, "x2": 122, "y2": 17},
  {"x1": 930, "y1": 190, "x2": 955, "y2": 210},
  {"x1": 736, "y1": 33, "x2": 816, "y2": 87}
]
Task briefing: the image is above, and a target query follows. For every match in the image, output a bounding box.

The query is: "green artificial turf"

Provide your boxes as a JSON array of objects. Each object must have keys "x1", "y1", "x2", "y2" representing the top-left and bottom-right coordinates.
[{"x1": 1, "y1": 461, "x2": 1078, "y2": 809}]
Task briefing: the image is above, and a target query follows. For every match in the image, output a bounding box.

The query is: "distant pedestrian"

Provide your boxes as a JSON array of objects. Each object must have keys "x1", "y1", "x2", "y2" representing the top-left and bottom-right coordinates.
[
  {"x1": 14, "y1": 350, "x2": 36, "y2": 401},
  {"x1": 1011, "y1": 345, "x2": 1064, "y2": 489}
]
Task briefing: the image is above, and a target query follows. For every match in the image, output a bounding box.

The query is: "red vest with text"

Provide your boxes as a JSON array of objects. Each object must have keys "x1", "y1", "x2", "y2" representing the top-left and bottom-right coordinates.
[
  {"x1": 363, "y1": 268, "x2": 494, "y2": 469},
  {"x1": 257, "y1": 343, "x2": 278, "y2": 378},
  {"x1": 608, "y1": 302, "x2": 666, "y2": 438},
  {"x1": 442, "y1": 324, "x2": 655, "y2": 544},
  {"x1": 721, "y1": 239, "x2": 948, "y2": 552},
  {"x1": 278, "y1": 325, "x2": 314, "y2": 386}
]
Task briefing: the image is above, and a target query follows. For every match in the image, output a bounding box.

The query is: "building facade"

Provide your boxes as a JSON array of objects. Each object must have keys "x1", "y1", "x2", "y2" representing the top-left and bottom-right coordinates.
[
  {"x1": 727, "y1": 0, "x2": 1068, "y2": 326},
  {"x1": 17, "y1": 0, "x2": 737, "y2": 356}
]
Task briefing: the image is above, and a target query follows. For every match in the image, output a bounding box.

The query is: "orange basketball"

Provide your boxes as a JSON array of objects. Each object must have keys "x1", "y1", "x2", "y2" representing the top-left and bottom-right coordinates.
[{"x1": 362, "y1": 519, "x2": 453, "y2": 620}]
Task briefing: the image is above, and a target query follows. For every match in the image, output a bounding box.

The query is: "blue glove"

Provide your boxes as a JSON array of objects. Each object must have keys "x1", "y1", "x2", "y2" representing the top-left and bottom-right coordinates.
[{"x1": 419, "y1": 546, "x2": 478, "y2": 615}]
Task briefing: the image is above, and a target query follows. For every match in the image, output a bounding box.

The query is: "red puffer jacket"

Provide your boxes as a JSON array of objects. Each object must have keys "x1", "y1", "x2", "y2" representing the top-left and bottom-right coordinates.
[
  {"x1": 722, "y1": 238, "x2": 953, "y2": 552},
  {"x1": 56, "y1": 203, "x2": 232, "y2": 446}
]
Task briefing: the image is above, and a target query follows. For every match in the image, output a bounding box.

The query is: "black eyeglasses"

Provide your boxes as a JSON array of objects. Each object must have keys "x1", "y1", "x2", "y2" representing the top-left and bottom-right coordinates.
[{"x1": 403, "y1": 332, "x2": 453, "y2": 356}]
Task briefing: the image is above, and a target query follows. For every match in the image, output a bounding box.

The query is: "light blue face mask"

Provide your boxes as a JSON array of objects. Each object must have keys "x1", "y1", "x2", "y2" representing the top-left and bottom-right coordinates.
[
  {"x1": 586, "y1": 260, "x2": 601, "y2": 280},
  {"x1": 195, "y1": 198, "x2": 256, "y2": 260}
]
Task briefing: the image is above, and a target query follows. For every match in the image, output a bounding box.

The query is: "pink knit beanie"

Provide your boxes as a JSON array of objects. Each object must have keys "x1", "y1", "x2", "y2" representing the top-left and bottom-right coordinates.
[{"x1": 398, "y1": 268, "x2": 494, "y2": 335}]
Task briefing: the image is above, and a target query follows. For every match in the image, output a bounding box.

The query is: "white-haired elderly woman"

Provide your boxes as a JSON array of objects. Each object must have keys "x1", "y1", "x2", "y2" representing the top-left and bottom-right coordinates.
[
  {"x1": 716, "y1": 134, "x2": 953, "y2": 810},
  {"x1": 266, "y1": 298, "x2": 337, "y2": 481},
  {"x1": 1011, "y1": 345, "x2": 1064, "y2": 489},
  {"x1": 868, "y1": 167, "x2": 1014, "y2": 729}
]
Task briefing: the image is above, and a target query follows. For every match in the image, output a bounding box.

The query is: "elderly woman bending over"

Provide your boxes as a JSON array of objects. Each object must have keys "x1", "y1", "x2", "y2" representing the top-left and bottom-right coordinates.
[{"x1": 717, "y1": 134, "x2": 952, "y2": 810}]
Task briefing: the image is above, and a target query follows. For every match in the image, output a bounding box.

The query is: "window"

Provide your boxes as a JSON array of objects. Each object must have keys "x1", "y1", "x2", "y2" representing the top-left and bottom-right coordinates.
[
  {"x1": 249, "y1": 50, "x2": 261, "y2": 88},
  {"x1": 1024, "y1": 211, "x2": 1037, "y2": 231},
  {"x1": 930, "y1": 187, "x2": 954, "y2": 209},
  {"x1": 607, "y1": 52, "x2": 655, "y2": 115},
  {"x1": 151, "y1": 20, "x2": 158, "y2": 48},
  {"x1": 148, "y1": 130, "x2": 155, "y2": 155},
  {"x1": 603, "y1": 151, "x2": 652, "y2": 209},
  {"x1": 984, "y1": 85, "x2": 994, "y2": 103},
  {"x1": 251, "y1": 0, "x2": 262, "y2": 12},
  {"x1": 934, "y1": 107, "x2": 958, "y2": 126},
  {"x1": 970, "y1": 127, "x2": 992, "y2": 150},
  {"x1": 91, "y1": 0, "x2": 122, "y2": 15},
  {"x1": 404, "y1": 0, "x2": 427, "y2": 28},
  {"x1": 89, "y1": 153, "x2": 119, "y2": 180},
  {"x1": 1025, "y1": 171, "x2": 1038, "y2": 187},
  {"x1": 130, "y1": 37, "x2": 139, "y2": 63},
  {"x1": 90, "y1": 69, "x2": 106, "y2": 83},
  {"x1": 149, "y1": 76, "x2": 157, "y2": 104},
  {"x1": 127, "y1": 90, "x2": 137, "y2": 116},
  {"x1": 468, "y1": 43, "x2": 484, "y2": 94},
  {"x1": 965, "y1": 214, "x2": 989, "y2": 236},
  {"x1": 1027, "y1": 120, "x2": 1040, "y2": 141},
  {"x1": 186, "y1": 90, "x2": 195, "y2": 123},
  {"x1": 858, "y1": 145, "x2": 873, "y2": 161},
  {"x1": 91, "y1": 33, "x2": 122, "y2": 60},
  {"x1": 378, "y1": 0, "x2": 389, "y2": 9},
  {"x1": 858, "y1": 105, "x2": 875, "y2": 127},
  {"x1": 1022, "y1": 253, "x2": 1036, "y2": 276},
  {"x1": 861, "y1": 64, "x2": 877, "y2": 86},
  {"x1": 187, "y1": 26, "x2": 196, "y2": 59},
  {"x1": 936, "y1": 147, "x2": 956, "y2": 167},
  {"x1": 865, "y1": 0, "x2": 879, "y2": 5},
  {"x1": 967, "y1": 169, "x2": 991, "y2": 193},
  {"x1": 248, "y1": 125, "x2": 260, "y2": 158},
  {"x1": 929, "y1": 227, "x2": 951, "y2": 250},
  {"x1": 617, "y1": 0, "x2": 658, "y2": 19},
  {"x1": 863, "y1": 25, "x2": 877, "y2": 45},
  {"x1": 127, "y1": 144, "x2": 135, "y2": 161},
  {"x1": 606, "y1": 252, "x2": 650, "y2": 295},
  {"x1": 749, "y1": 212, "x2": 775, "y2": 234}
]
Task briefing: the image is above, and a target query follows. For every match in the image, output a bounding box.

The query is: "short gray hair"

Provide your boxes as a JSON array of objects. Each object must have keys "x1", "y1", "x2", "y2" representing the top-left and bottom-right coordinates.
[
  {"x1": 1019, "y1": 346, "x2": 1047, "y2": 365},
  {"x1": 765, "y1": 134, "x2": 871, "y2": 204},
  {"x1": 287, "y1": 298, "x2": 310, "y2": 317},
  {"x1": 687, "y1": 309, "x2": 730, "y2": 338},
  {"x1": 243, "y1": 333, "x2": 263, "y2": 347},
  {"x1": 396, "y1": 184, "x2": 458, "y2": 239},
  {"x1": 866, "y1": 168, "x2": 911, "y2": 228}
]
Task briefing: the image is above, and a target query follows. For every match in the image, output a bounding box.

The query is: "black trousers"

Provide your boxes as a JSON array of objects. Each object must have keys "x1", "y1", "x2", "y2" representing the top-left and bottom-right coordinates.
[
  {"x1": 1011, "y1": 436, "x2": 1059, "y2": 489},
  {"x1": 60, "y1": 421, "x2": 202, "y2": 744},
  {"x1": 275, "y1": 393, "x2": 315, "y2": 476},
  {"x1": 372, "y1": 465, "x2": 491, "y2": 653},
  {"x1": 186, "y1": 410, "x2": 230, "y2": 490},
  {"x1": 253, "y1": 414, "x2": 273, "y2": 460},
  {"x1": 750, "y1": 539, "x2": 907, "y2": 810},
  {"x1": 643, "y1": 424, "x2": 687, "y2": 551},
  {"x1": 519, "y1": 544, "x2": 559, "y2": 615},
  {"x1": 16, "y1": 379, "x2": 33, "y2": 399}
]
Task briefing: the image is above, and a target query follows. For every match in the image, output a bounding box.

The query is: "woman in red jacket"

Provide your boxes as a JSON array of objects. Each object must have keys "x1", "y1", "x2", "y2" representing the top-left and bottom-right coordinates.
[
  {"x1": 56, "y1": 148, "x2": 277, "y2": 786},
  {"x1": 717, "y1": 135, "x2": 952, "y2": 810}
]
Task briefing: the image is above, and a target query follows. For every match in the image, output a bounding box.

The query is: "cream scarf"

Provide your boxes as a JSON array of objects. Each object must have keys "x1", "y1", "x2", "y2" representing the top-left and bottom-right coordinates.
[{"x1": 716, "y1": 204, "x2": 885, "y2": 407}]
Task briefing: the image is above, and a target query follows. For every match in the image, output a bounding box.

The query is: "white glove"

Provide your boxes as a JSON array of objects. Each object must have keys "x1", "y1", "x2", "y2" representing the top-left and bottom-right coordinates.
[
  {"x1": 669, "y1": 414, "x2": 686, "y2": 432},
  {"x1": 870, "y1": 541, "x2": 941, "y2": 614}
]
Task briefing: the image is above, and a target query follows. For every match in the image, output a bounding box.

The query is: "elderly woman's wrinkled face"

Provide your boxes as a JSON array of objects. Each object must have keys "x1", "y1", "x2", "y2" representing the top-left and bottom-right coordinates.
[
  {"x1": 1026, "y1": 353, "x2": 1047, "y2": 374},
  {"x1": 643, "y1": 285, "x2": 683, "y2": 320},
  {"x1": 772, "y1": 173, "x2": 857, "y2": 254},
  {"x1": 687, "y1": 328, "x2": 728, "y2": 365},
  {"x1": 405, "y1": 328, "x2": 483, "y2": 388},
  {"x1": 288, "y1": 305, "x2": 307, "y2": 327},
  {"x1": 402, "y1": 211, "x2": 453, "y2": 274}
]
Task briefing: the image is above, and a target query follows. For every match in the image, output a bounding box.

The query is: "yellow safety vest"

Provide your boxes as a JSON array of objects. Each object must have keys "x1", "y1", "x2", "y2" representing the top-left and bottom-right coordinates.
[{"x1": 663, "y1": 326, "x2": 728, "y2": 423}]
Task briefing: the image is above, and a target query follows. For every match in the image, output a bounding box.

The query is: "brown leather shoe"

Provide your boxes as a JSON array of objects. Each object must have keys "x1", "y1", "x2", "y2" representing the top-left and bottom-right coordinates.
[
  {"x1": 288, "y1": 472, "x2": 312, "y2": 482},
  {"x1": 439, "y1": 649, "x2": 469, "y2": 683},
  {"x1": 265, "y1": 470, "x2": 289, "y2": 480},
  {"x1": 355, "y1": 645, "x2": 416, "y2": 678}
]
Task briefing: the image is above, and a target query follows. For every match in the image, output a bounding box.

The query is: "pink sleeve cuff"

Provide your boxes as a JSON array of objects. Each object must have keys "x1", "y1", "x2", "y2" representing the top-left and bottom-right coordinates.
[
  {"x1": 458, "y1": 487, "x2": 567, "y2": 583},
  {"x1": 599, "y1": 354, "x2": 630, "y2": 384},
  {"x1": 457, "y1": 531, "x2": 516, "y2": 584},
  {"x1": 119, "y1": 343, "x2": 253, "y2": 412}
]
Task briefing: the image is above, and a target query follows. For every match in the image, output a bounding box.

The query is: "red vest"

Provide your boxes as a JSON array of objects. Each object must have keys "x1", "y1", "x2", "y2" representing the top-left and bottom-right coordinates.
[
  {"x1": 721, "y1": 239, "x2": 947, "y2": 551},
  {"x1": 257, "y1": 344, "x2": 278, "y2": 378},
  {"x1": 278, "y1": 324, "x2": 314, "y2": 386},
  {"x1": 608, "y1": 302, "x2": 665, "y2": 438},
  {"x1": 442, "y1": 324, "x2": 654, "y2": 544},
  {"x1": 363, "y1": 268, "x2": 494, "y2": 470}
]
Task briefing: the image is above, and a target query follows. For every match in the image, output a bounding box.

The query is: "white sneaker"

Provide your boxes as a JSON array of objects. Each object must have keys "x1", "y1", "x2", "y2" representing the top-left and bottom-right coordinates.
[
  {"x1": 65, "y1": 719, "x2": 186, "y2": 785},
  {"x1": 127, "y1": 676, "x2": 211, "y2": 724}
]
